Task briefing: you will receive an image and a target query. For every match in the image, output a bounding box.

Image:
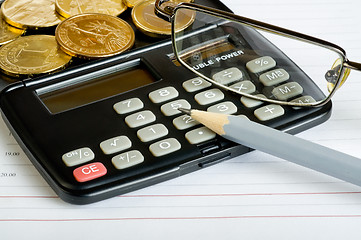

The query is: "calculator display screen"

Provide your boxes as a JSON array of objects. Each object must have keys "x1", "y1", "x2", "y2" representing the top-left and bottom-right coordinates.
[{"x1": 38, "y1": 64, "x2": 157, "y2": 114}]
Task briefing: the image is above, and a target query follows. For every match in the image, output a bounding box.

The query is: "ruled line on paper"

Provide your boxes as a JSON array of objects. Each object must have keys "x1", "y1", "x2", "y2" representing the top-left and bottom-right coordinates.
[
  {"x1": 2, "y1": 214, "x2": 361, "y2": 222},
  {"x1": 1, "y1": 191, "x2": 361, "y2": 199}
]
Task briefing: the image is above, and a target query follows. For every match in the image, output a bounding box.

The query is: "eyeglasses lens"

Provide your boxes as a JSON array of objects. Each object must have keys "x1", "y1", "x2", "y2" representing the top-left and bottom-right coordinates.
[{"x1": 173, "y1": 7, "x2": 345, "y2": 106}]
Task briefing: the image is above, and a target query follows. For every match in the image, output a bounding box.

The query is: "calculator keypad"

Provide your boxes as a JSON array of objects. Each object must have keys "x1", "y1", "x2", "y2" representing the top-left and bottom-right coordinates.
[{"x1": 66, "y1": 55, "x2": 307, "y2": 184}]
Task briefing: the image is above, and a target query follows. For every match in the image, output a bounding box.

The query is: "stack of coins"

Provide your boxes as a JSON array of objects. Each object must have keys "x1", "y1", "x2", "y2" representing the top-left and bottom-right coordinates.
[
  {"x1": 0, "y1": 0, "x2": 193, "y2": 78},
  {"x1": 0, "y1": 11, "x2": 25, "y2": 46}
]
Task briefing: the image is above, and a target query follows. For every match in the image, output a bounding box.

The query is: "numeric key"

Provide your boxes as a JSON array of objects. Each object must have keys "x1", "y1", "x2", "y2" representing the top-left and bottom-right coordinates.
[
  {"x1": 125, "y1": 110, "x2": 156, "y2": 128},
  {"x1": 149, "y1": 138, "x2": 181, "y2": 157},
  {"x1": 137, "y1": 124, "x2": 168, "y2": 142},
  {"x1": 149, "y1": 87, "x2": 179, "y2": 103},
  {"x1": 113, "y1": 98, "x2": 144, "y2": 114}
]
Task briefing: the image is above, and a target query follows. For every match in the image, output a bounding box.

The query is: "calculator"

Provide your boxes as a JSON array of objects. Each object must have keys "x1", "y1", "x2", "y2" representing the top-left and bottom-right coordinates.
[{"x1": 0, "y1": 0, "x2": 332, "y2": 204}]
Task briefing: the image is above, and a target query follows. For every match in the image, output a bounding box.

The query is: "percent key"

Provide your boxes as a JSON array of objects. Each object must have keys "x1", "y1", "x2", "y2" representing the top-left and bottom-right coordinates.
[{"x1": 246, "y1": 56, "x2": 276, "y2": 73}]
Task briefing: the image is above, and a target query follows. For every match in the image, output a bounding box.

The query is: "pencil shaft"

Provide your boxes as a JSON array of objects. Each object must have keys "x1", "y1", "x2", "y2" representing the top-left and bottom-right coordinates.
[{"x1": 221, "y1": 115, "x2": 361, "y2": 186}]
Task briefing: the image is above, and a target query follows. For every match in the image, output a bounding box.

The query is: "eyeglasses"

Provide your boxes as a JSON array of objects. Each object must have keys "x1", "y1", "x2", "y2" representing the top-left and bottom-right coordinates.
[{"x1": 155, "y1": 0, "x2": 361, "y2": 107}]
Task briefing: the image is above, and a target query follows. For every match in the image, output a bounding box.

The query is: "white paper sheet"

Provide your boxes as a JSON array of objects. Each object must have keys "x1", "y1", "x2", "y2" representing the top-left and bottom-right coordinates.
[{"x1": 1, "y1": 0, "x2": 361, "y2": 239}]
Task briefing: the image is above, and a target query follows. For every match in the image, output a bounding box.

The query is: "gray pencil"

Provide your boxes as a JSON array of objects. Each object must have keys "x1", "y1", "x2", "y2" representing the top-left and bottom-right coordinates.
[{"x1": 179, "y1": 108, "x2": 361, "y2": 187}]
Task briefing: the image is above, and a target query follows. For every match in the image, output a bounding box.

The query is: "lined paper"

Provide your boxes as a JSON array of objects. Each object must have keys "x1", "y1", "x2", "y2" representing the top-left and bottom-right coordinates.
[{"x1": 1, "y1": 0, "x2": 361, "y2": 239}]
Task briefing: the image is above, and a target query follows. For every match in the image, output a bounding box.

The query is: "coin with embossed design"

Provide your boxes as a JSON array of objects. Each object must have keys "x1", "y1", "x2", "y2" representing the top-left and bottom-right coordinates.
[
  {"x1": 0, "y1": 35, "x2": 72, "y2": 77},
  {"x1": 55, "y1": 13, "x2": 135, "y2": 59},
  {"x1": 55, "y1": 0, "x2": 127, "y2": 18},
  {"x1": 131, "y1": 0, "x2": 195, "y2": 38},
  {"x1": 0, "y1": 12, "x2": 25, "y2": 45},
  {"x1": 1, "y1": 0, "x2": 63, "y2": 29}
]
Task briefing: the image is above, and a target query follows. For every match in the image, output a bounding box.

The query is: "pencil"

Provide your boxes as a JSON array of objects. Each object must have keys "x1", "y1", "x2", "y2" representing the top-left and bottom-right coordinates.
[{"x1": 179, "y1": 108, "x2": 361, "y2": 187}]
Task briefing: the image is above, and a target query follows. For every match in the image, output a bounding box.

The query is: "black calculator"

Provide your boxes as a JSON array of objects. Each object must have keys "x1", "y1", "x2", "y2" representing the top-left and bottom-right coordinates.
[{"x1": 0, "y1": 0, "x2": 332, "y2": 204}]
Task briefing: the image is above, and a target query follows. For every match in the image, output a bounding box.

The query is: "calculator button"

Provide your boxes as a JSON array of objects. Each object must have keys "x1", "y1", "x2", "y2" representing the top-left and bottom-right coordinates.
[
  {"x1": 254, "y1": 104, "x2": 285, "y2": 121},
  {"x1": 246, "y1": 56, "x2": 276, "y2": 73},
  {"x1": 113, "y1": 98, "x2": 144, "y2": 114},
  {"x1": 62, "y1": 147, "x2": 95, "y2": 167},
  {"x1": 271, "y1": 82, "x2": 303, "y2": 101},
  {"x1": 160, "y1": 99, "x2": 191, "y2": 116},
  {"x1": 212, "y1": 67, "x2": 243, "y2": 85},
  {"x1": 194, "y1": 88, "x2": 224, "y2": 105},
  {"x1": 100, "y1": 136, "x2": 132, "y2": 155},
  {"x1": 137, "y1": 124, "x2": 169, "y2": 142},
  {"x1": 112, "y1": 150, "x2": 144, "y2": 170},
  {"x1": 73, "y1": 162, "x2": 107, "y2": 182},
  {"x1": 207, "y1": 101, "x2": 238, "y2": 114},
  {"x1": 259, "y1": 68, "x2": 289, "y2": 86},
  {"x1": 241, "y1": 94, "x2": 266, "y2": 108},
  {"x1": 291, "y1": 96, "x2": 316, "y2": 104},
  {"x1": 185, "y1": 126, "x2": 216, "y2": 145},
  {"x1": 149, "y1": 138, "x2": 181, "y2": 157},
  {"x1": 229, "y1": 80, "x2": 256, "y2": 94},
  {"x1": 125, "y1": 110, "x2": 156, "y2": 128},
  {"x1": 183, "y1": 77, "x2": 211, "y2": 92},
  {"x1": 149, "y1": 86, "x2": 179, "y2": 103},
  {"x1": 173, "y1": 114, "x2": 200, "y2": 130}
]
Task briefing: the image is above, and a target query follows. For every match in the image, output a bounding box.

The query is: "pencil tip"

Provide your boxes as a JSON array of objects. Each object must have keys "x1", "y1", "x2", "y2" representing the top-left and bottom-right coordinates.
[{"x1": 178, "y1": 108, "x2": 192, "y2": 115}]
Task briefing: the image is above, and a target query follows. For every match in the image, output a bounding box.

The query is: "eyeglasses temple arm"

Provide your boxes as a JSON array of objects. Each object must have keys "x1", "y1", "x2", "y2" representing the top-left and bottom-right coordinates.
[{"x1": 344, "y1": 60, "x2": 361, "y2": 71}]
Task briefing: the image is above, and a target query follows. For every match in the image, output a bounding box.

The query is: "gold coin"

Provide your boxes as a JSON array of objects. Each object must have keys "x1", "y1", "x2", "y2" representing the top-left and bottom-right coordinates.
[
  {"x1": 0, "y1": 35, "x2": 72, "y2": 77},
  {"x1": 55, "y1": 13, "x2": 135, "y2": 59},
  {"x1": 0, "y1": 12, "x2": 25, "y2": 45},
  {"x1": 124, "y1": 0, "x2": 194, "y2": 8},
  {"x1": 131, "y1": 0, "x2": 195, "y2": 38},
  {"x1": 123, "y1": 0, "x2": 144, "y2": 8},
  {"x1": 1, "y1": 0, "x2": 63, "y2": 29},
  {"x1": 55, "y1": 0, "x2": 127, "y2": 18}
]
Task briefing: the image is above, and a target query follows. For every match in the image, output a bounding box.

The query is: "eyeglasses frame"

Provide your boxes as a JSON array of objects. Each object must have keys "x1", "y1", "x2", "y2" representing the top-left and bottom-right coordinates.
[{"x1": 155, "y1": 0, "x2": 361, "y2": 107}]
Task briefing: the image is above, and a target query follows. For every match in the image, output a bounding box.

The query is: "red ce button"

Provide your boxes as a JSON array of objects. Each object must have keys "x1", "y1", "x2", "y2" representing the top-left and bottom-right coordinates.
[{"x1": 73, "y1": 162, "x2": 107, "y2": 182}]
